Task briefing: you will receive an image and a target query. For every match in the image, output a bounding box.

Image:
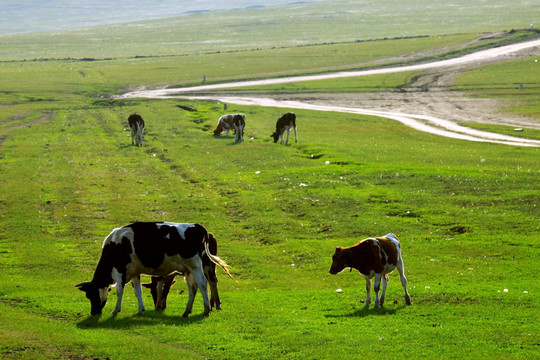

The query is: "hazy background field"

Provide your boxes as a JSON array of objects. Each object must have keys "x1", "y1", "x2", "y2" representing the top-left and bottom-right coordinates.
[
  {"x1": 0, "y1": 1, "x2": 539, "y2": 359},
  {"x1": 1, "y1": 0, "x2": 539, "y2": 60},
  {"x1": 0, "y1": 0, "x2": 307, "y2": 34}
]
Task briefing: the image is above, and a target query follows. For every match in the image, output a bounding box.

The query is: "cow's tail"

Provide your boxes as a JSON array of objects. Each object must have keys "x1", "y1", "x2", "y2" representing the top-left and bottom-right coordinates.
[{"x1": 204, "y1": 233, "x2": 238, "y2": 283}]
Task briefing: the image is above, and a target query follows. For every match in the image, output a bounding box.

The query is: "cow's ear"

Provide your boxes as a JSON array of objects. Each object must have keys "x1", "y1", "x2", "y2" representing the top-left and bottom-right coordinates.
[{"x1": 75, "y1": 281, "x2": 91, "y2": 292}]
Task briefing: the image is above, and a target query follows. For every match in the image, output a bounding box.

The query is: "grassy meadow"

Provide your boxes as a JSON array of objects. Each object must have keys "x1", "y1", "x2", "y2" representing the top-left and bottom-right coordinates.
[{"x1": 1, "y1": 1, "x2": 540, "y2": 359}]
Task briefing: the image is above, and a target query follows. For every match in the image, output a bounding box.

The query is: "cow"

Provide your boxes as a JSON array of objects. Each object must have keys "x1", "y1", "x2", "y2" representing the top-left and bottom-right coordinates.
[
  {"x1": 128, "y1": 113, "x2": 145, "y2": 147},
  {"x1": 142, "y1": 232, "x2": 224, "y2": 312},
  {"x1": 329, "y1": 233, "x2": 411, "y2": 308},
  {"x1": 232, "y1": 114, "x2": 245, "y2": 143},
  {"x1": 213, "y1": 113, "x2": 245, "y2": 137},
  {"x1": 271, "y1": 112, "x2": 297, "y2": 145},
  {"x1": 76, "y1": 222, "x2": 234, "y2": 317}
]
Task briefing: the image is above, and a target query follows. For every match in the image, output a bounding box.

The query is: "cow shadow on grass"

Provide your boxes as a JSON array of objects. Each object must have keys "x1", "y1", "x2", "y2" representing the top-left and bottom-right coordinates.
[
  {"x1": 76, "y1": 310, "x2": 207, "y2": 329},
  {"x1": 325, "y1": 305, "x2": 404, "y2": 319}
]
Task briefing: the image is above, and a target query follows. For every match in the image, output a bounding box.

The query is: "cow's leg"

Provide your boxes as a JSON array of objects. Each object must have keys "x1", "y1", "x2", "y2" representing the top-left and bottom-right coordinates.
[
  {"x1": 131, "y1": 276, "x2": 145, "y2": 315},
  {"x1": 209, "y1": 280, "x2": 221, "y2": 310},
  {"x1": 224, "y1": 129, "x2": 229, "y2": 136},
  {"x1": 285, "y1": 127, "x2": 290, "y2": 145},
  {"x1": 191, "y1": 269, "x2": 211, "y2": 316},
  {"x1": 155, "y1": 278, "x2": 165, "y2": 311},
  {"x1": 182, "y1": 273, "x2": 198, "y2": 317},
  {"x1": 160, "y1": 275, "x2": 175, "y2": 311},
  {"x1": 380, "y1": 274, "x2": 389, "y2": 307},
  {"x1": 206, "y1": 267, "x2": 221, "y2": 310},
  {"x1": 136, "y1": 126, "x2": 142, "y2": 146},
  {"x1": 364, "y1": 276, "x2": 371, "y2": 308},
  {"x1": 111, "y1": 270, "x2": 125, "y2": 315},
  {"x1": 130, "y1": 128, "x2": 135, "y2": 145},
  {"x1": 112, "y1": 284, "x2": 125, "y2": 315},
  {"x1": 397, "y1": 257, "x2": 412, "y2": 305},
  {"x1": 373, "y1": 273, "x2": 382, "y2": 307},
  {"x1": 279, "y1": 132, "x2": 285, "y2": 144},
  {"x1": 293, "y1": 125, "x2": 297, "y2": 143}
]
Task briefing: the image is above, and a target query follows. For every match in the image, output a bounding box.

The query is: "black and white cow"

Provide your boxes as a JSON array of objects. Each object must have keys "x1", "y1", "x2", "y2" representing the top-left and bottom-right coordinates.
[
  {"x1": 232, "y1": 114, "x2": 245, "y2": 143},
  {"x1": 76, "y1": 222, "x2": 233, "y2": 317},
  {"x1": 143, "y1": 232, "x2": 226, "y2": 312},
  {"x1": 128, "y1": 113, "x2": 145, "y2": 147},
  {"x1": 271, "y1": 112, "x2": 297, "y2": 145}
]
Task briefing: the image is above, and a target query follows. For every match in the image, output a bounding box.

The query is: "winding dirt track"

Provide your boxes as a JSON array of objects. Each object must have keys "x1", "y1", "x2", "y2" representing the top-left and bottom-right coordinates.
[{"x1": 121, "y1": 39, "x2": 540, "y2": 147}]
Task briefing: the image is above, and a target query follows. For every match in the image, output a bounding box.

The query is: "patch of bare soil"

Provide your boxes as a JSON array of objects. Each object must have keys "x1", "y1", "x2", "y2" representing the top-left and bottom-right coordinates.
[{"x1": 269, "y1": 48, "x2": 540, "y2": 130}]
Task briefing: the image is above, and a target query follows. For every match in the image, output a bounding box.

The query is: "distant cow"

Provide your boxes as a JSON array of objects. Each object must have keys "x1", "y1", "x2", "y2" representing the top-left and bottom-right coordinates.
[
  {"x1": 232, "y1": 114, "x2": 245, "y2": 143},
  {"x1": 128, "y1": 113, "x2": 145, "y2": 146},
  {"x1": 213, "y1": 113, "x2": 245, "y2": 137},
  {"x1": 329, "y1": 233, "x2": 411, "y2": 308},
  {"x1": 76, "y1": 222, "x2": 234, "y2": 317},
  {"x1": 143, "y1": 233, "x2": 224, "y2": 311},
  {"x1": 271, "y1": 112, "x2": 297, "y2": 145}
]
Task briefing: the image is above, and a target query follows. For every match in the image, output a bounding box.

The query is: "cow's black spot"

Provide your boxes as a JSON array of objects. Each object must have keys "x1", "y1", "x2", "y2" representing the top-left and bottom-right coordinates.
[
  {"x1": 177, "y1": 224, "x2": 206, "y2": 259},
  {"x1": 129, "y1": 222, "x2": 206, "y2": 269},
  {"x1": 130, "y1": 222, "x2": 168, "y2": 269}
]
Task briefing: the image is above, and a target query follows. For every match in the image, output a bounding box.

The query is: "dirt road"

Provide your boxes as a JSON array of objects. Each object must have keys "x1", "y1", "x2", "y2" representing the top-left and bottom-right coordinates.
[{"x1": 121, "y1": 38, "x2": 540, "y2": 147}]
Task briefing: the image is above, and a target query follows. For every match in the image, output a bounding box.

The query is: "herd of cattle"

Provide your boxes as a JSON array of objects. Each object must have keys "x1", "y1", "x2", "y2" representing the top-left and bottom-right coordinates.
[
  {"x1": 77, "y1": 222, "x2": 412, "y2": 317},
  {"x1": 127, "y1": 111, "x2": 298, "y2": 146},
  {"x1": 77, "y1": 111, "x2": 411, "y2": 317}
]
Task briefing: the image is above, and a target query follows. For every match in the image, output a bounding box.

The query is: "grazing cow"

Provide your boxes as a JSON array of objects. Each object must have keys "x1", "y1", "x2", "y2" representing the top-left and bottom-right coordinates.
[
  {"x1": 143, "y1": 232, "x2": 224, "y2": 311},
  {"x1": 213, "y1": 113, "x2": 245, "y2": 137},
  {"x1": 128, "y1": 113, "x2": 145, "y2": 147},
  {"x1": 76, "y1": 222, "x2": 234, "y2": 317},
  {"x1": 329, "y1": 233, "x2": 411, "y2": 308},
  {"x1": 232, "y1": 114, "x2": 245, "y2": 143},
  {"x1": 271, "y1": 112, "x2": 297, "y2": 145}
]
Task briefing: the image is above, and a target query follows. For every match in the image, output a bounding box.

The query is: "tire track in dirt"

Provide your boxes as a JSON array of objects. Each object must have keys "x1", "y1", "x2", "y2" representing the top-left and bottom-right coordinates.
[{"x1": 0, "y1": 113, "x2": 58, "y2": 151}]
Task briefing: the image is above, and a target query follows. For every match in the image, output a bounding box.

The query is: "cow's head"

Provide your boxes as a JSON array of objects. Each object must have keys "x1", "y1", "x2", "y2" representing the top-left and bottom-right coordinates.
[
  {"x1": 329, "y1": 247, "x2": 349, "y2": 275},
  {"x1": 76, "y1": 281, "x2": 109, "y2": 315},
  {"x1": 271, "y1": 131, "x2": 280, "y2": 143}
]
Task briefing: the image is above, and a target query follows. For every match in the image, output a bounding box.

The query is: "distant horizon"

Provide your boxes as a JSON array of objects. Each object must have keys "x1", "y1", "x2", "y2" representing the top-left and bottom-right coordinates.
[{"x1": 0, "y1": 0, "x2": 315, "y2": 35}]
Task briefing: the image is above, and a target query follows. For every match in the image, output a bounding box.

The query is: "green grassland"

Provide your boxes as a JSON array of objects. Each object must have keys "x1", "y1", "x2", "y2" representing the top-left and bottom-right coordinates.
[
  {"x1": 2, "y1": 0, "x2": 538, "y2": 60},
  {"x1": 1, "y1": 1, "x2": 540, "y2": 359},
  {"x1": 1, "y1": 95, "x2": 538, "y2": 360}
]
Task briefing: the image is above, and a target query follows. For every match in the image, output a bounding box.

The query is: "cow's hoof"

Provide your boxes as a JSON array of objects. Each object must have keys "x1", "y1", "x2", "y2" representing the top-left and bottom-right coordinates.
[{"x1": 405, "y1": 295, "x2": 412, "y2": 305}]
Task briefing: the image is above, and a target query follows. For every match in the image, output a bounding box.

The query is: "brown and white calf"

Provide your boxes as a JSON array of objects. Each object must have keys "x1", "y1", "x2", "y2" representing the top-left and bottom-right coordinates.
[
  {"x1": 143, "y1": 233, "x2": 226, "y2": 312},
  {"x1": 128, "y1": 113, "x2": 145, "y2": 146},
  {"x1": 213, "y1": 113, "x2": 245, "y2": 137},
  {"x1": 271, "y1": 112, "x2": 297, "y2": 145},
  {"x1": 329, "y1": 233, "x2": 411, "y2": 308},
  {"x1": 76, "y1": 222, "x2": 234, "y2": 317}
]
